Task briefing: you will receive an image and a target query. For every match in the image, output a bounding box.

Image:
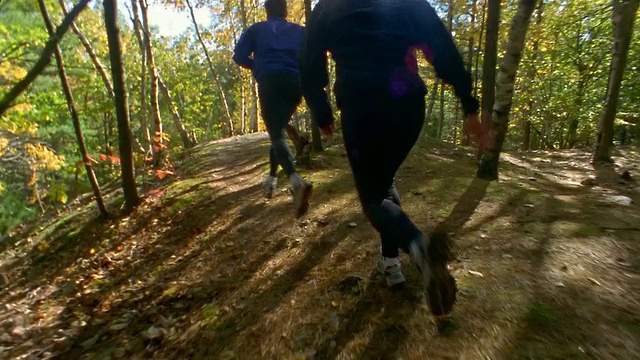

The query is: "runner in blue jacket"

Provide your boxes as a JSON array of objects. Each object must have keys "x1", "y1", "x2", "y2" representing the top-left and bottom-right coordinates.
[{"x1": 233, "y1": 0, "x2": 312, "y2": 217}]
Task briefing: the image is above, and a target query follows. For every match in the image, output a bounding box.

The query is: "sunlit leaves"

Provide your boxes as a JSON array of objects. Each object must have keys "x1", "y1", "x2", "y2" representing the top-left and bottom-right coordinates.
[
  {"x1": 48, "y1": 182, "x2": 68, "y2": 204},
  {"x1": 25, "y1": 143, "x2": 65, "y2": 171}
]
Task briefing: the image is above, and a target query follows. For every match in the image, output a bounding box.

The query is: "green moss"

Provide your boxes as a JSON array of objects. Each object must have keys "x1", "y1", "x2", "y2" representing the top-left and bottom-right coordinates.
[
  {"x1": 573, "y1": 224, "x2": 603, "y2": 237},
  {"x1": 618, "y1": 318, "x2": 640, "y2": 337},
  {"x1": 202, "y1": 305, "x2": 221, "y2": 325},
  {"x1": 525, "y1": 303, "x2": 558, "y2": 329}
]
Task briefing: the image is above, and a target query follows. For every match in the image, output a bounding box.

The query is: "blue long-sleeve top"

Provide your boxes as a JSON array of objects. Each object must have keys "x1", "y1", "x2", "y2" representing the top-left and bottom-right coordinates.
[
  {"x1": 299, "y1": 0, "x2": 480, "y2": 129},
  {"x1": 232, "y1": 17, "x2": 305, "y2": 81}
]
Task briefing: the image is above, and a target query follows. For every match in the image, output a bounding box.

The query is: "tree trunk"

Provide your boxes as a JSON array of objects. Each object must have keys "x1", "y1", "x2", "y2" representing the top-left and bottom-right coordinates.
[
  {"x1": 239, "y1": 0, "x2": 259, "y2": 133},
  {"x1": 438, "y1": 83, "x2": 445, "y2": 139},
  {"x1": 481, "y1": 0, "x2": 501, "y2": 129},
  {"x1": 58, "y1": 0, "x2": 114, "y2": 99},
  {"x1": 593, "y1": 0, "x2": 639, "y2": 163},
  {"x1": 185, "y1": 0, "x2": 235, "y2": 137},
  {"x1": 240, "y1": 75, "x2": 247, "y2": 134},
  {"x1": 39, "y1": 0, "x2": 109, "y2": 218},
  {"x1": 104, "y1": 0, "x2": 140, "y2": 212},
  {"x1": 522, "y1": 0, "x2": 543, "y2": 151},
  {"x1": 158, "y1": 75, "x2": 196, "y2": 149},
  {"x1": 138, "y1": 0, "x2": 166, "y2": 168},
  {"x1": 567, "y1": 77, "x2": 585, "y2": 148},
  {"x1": 250, "y1": 78, "x2": 259, "y2": 132},
  {"x1": 474, "y1": 0, "x2": 487, "y2": 98},
  {"x1": 62, "y1": 0, "x2": 146, "y2": 157},
  {"x1": 462, "y1": 0, "x2": 478, "y2": 146},
  {"x1": 426, "y1": 80, "x2": 439, "y2": 122},
  {"x1": 304, "y1": 0, "x2": 324, "y2": 152},
  {"x1": 129, "y1": 0, "x2": 151, "y2": 153},
  {"x1": 477, "y1": 0, "x2": 537, "y2": 180},
  {"x1": 0, "y1": 0, "x2": 90, "y2": 116},
  {"x1": 452, "y1": 102, "x2": 460, "y2": 144},
  {"x1": 523, "y1": 115, "x2": 531, "y2": 150},
  {"x1": 567, "y1": 20, "x2": 586, "y2": 148},
  {"x1": 437, "y1": 1, "x2": 455, "y2": 140}
]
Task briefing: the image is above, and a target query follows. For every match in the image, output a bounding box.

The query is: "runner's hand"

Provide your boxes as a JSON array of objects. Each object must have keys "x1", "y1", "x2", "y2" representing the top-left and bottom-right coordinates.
[
  {"x1": 463, "y1": 113, "x2": 493, "y2": 152},
  {"x1": 320, "y1": 123, "x2": 335, "y2": 135}
]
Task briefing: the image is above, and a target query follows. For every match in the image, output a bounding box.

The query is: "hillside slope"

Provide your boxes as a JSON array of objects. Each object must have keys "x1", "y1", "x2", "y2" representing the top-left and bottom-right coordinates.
[{"x1": 1, "y1": 133, "x2": 639, "y2": 359}]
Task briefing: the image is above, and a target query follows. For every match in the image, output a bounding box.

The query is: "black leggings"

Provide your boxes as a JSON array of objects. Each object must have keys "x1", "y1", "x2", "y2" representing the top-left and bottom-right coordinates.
[
  {"x1": 340, "y1": 91, "x2": 425, "y2": 258},
  {"x1": 258, "y1": 72, "x2": 302, "y2": 177}
]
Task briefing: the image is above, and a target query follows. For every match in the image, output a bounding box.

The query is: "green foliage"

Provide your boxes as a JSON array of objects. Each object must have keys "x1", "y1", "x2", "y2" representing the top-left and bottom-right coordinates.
[
  {"x1": 0, "y1": 190, "x2": 37, "y2": 235},
  {"x1": 48, "y1": 182, "x2": 68, "y2": 204}
]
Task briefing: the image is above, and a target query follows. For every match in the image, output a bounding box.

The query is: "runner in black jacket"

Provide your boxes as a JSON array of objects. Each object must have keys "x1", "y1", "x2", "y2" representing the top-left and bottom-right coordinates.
[{"x1": 299, "y1": 0, "x2": 491, "y2": 314}]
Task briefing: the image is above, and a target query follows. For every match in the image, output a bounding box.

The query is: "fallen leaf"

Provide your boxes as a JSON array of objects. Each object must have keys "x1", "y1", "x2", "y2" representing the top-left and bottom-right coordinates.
[
  {"x1": 220, "y1": 350, "x2": 236, "y2": 360},
  {"x1": 469, "y1": 270, "x2": 484, "y2": 277},
  {"x1": 10, "y1": 326, "x2": 25, "y2": 338},
  {"x1": 113, "y1": 347, "x2": 127, "y2": 358},
  {"x1": 605, "y1": 195, "x2": 632, "y2": 206},
  {"x1": 109, "y1": 323, "x2": 128, "y2": 331},
  {"x1": 143, "y1": 326, "x2": 165, "y2": 340},
  {"x1": 588, "y1": 278, "x2": 601, "y2": 286},
  {"x1": 80, "y1": 334, "x2": 99, "y2": 349}
]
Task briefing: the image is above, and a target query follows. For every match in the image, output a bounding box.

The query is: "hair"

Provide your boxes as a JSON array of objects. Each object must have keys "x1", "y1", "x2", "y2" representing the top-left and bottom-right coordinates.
[{"x1": 265, "y1": 0, "x2": 287, "y2": 18}]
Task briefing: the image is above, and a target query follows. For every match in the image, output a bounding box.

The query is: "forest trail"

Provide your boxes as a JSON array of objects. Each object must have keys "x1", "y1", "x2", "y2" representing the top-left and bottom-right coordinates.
[{"x1": 1, "y1": 133, "x2": 640, "y2": 359}]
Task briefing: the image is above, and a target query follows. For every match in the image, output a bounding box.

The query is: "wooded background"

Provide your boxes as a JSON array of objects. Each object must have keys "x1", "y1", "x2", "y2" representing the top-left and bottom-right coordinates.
[{"x1": 0, "y1": 0, "x2": 638, "y2": 232}]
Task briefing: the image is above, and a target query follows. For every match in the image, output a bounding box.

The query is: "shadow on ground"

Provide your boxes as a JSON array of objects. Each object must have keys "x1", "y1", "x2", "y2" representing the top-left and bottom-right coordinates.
[{"x1": 1, "y1": 134, "x2": 639, "y2": 359}]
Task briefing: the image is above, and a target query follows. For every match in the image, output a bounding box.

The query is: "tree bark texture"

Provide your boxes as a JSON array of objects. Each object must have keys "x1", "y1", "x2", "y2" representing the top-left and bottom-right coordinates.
[
  {"x1": 104, "y1": 0, "x2": 140, "y2": 211},
  {"x1": 39, "y1": 0, "x2": 109, "y2": 218},
  {"x1": 593, "y1": 0, "x2": 639, "y2": 163},
  {"x1": 477, "y1": 0, "x2": 538, "y2": 180}
]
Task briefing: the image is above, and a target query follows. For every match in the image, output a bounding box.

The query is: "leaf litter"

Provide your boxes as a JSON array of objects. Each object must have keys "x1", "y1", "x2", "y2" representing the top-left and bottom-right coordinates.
[{"x1": 0, "y1": 134, "x2": 639, "y2": 359}]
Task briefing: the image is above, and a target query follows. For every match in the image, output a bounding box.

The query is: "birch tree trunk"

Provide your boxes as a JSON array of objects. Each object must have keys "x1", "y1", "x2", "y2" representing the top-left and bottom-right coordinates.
[
  {"x1": 138, "y1": 0, "x2": 167, "y2": 168},
  {"x1": 477, "y1": 0, "x2": 538, "y2": 180},
  {"x1": 129, "y1": 0, "x2": 152, "y2": 153},
  {"x1": 481, "y1": 0, "x2": 501, "y2": 129},
  {"x1": 426, "y1": 80, "x2": 439, "y2": 123}
]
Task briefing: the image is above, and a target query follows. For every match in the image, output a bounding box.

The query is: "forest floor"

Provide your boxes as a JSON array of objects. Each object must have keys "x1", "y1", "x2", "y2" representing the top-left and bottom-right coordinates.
[{"x1": 1, "y1": 133, "x2": 640, "y2": 360}]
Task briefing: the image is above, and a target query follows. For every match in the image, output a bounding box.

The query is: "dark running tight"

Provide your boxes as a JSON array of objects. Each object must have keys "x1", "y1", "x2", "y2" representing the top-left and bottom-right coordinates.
[
  {"x1": 340, "y1": 91, "x2": 426, "y2": 258},
  {"x1": 257, "y1": 71, "x2": 302, "y2": 177}
]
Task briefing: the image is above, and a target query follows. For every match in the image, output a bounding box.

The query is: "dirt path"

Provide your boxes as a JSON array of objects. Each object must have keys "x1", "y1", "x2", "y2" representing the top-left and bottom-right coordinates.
[{"x1": 1, "y1": 133, "x2": 639, "y2": 359}]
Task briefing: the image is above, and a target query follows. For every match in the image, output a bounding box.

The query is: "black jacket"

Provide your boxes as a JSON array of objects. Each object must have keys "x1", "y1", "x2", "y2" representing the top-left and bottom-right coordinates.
[{"x1": 299, "y1": 0, "x2": 479, "y2": 128}]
